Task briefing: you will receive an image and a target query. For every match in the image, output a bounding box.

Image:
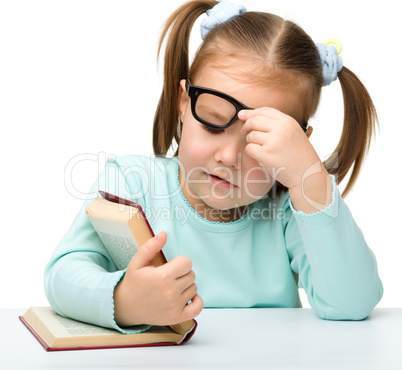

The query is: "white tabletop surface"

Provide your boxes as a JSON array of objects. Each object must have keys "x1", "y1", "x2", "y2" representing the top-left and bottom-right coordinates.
[{"x1": 1, "y1": 307, "x2": 401, "y2": 369}]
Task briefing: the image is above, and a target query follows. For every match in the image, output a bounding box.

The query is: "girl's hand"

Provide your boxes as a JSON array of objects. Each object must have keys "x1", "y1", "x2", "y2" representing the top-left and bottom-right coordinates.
[
  {"x1": 239, "y1": 108, "x2": 332, "y2": 214},
  {"x1": 239, "y1": 108, "x2": 321, "y2": 191},
  {"x1": 113, "y1": 231, "x2": 203, "y2": 327}
]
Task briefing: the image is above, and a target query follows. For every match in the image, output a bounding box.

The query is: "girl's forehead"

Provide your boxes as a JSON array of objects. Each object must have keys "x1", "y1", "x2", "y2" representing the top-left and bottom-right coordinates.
[
  {"x1": 193, "y1": 56, "x2": 298, "y2": 97},
  {"x1": 194, "y1": 63, "x2": 265, "y2": 101},
  {"x1": 193, "y1": 57, "x2": 257, "y2": 86}
]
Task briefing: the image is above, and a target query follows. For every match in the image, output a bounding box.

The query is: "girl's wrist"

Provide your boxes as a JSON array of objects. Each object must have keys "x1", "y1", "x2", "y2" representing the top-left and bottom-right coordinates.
[
  {"x1": 113, "y1": 278, "x2": 136, "y2": 327},
  {"x1": 288, "y1": 167, "x2": 332, "y2": 215}
]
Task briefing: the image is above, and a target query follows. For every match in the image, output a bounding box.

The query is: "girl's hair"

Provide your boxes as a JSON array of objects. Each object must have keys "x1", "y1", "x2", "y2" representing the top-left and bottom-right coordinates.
[{"x1": 153, "y1": 0, "x2": 377, "y2": 197}]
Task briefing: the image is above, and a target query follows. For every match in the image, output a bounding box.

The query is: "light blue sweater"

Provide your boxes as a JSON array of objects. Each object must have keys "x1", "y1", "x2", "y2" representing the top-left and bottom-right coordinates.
[{"x1": 44, "y1": 155, "x2": 383, "y2": 333}]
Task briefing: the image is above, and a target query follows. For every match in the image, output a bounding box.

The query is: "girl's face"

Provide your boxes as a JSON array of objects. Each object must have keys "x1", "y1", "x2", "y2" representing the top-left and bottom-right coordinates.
[{"x1": 177, "y1": 59, "x2": 305, "y2": 222}]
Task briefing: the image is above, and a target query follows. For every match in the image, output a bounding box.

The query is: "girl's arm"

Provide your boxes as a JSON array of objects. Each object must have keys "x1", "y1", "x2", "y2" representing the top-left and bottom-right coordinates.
[
  {"x1": 44, "y1": 157, "x2": 202, "y2": 330},
  {"x1": 239, "y1": 107, "x2": 382, "y2": 319},
  {"x1": 44, "y1": 159, "x2": 149, "y2": 333},
  {"x1": 284, "y1": 175, "x2": 383, "y2": 320}
]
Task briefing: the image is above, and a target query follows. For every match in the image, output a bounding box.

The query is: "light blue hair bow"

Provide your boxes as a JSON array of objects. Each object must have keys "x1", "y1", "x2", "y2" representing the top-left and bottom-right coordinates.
[
  {"x1": 200, "y1": 0, "x2": 246, "y2": 39},
  {"x1": 316, "y1": 43, "x2": 343, "y2": 86}
]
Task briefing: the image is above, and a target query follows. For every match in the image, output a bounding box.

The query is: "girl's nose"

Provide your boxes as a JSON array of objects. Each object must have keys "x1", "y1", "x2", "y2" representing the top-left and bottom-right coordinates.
[{"x1": 214, "y1": 129, "x2": 245, "y2": 169}]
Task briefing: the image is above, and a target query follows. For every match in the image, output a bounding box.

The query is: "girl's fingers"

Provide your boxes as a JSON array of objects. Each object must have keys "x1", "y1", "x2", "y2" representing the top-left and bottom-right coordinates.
[
  {"x1": 238, "y1": 107, "x2": 282, "y2": 122},
  {"x1": 181, "y1": 283, "x2": 199, "y2": 305},
  {"x1": 129, "y1": 231, "x2": 166, "y2": 270},
  {"x1": 246, "y1": 130, "x2": 268, "y2": 146},
  {"x1": 176, "y1": 269, "x2": 196, "y2": 292},
  {"x1": 159, "y1": 255, "x2": 193, "y2": 279},
  {"x1": 241, "y1": 114, "x2": 277, "y2": 136},
  {"x1": 240, "y1": 108, "x2": 300, "y2": 137},
  {"x1": 245, "y1": 142, "x2": 265, "y2": 164},
  {"x1": 180, "y1": 293, "x2": 204, "y2": 322}
]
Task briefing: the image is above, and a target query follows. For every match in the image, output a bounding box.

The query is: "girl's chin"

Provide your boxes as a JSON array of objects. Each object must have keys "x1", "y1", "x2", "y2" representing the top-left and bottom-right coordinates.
[{"x1": 193, "y1": 202, "x2": 250, "y2": 223}]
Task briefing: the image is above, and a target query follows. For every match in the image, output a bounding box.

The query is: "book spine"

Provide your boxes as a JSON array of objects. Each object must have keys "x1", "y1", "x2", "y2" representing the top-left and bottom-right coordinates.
[{"x1": 99, "y1": 191, "x2": 167, "y2": 263}]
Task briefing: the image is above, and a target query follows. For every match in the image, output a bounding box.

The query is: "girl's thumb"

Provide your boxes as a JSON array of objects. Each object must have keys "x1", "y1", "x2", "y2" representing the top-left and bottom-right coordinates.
[{"x1": 130, "y1": 231, "x2": 166, "y2": 270}]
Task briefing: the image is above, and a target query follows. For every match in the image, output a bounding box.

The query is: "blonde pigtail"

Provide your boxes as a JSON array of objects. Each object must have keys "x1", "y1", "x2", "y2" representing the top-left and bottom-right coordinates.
[
  {"x1": 324, "y1": 67, "x2": 378, "y2": 197},
  {"x1": 153, "y1": 0, "x2": 218, "y2": 156}
]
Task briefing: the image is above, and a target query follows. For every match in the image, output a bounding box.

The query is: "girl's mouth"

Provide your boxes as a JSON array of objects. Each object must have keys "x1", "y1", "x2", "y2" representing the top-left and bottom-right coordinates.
[{"x1": 207, "y1": 173, "x2": 238, "y2": 188}]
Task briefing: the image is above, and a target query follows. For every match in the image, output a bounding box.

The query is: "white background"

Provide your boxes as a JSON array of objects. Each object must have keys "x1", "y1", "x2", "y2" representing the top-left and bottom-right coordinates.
[{"x1": 1, "y1": 0, "x2": 400, "y2": 309}]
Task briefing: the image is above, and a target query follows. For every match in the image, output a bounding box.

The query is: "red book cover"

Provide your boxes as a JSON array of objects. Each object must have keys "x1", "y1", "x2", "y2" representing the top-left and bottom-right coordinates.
[{"x1": 19, "y1": 312, "x2": 197, "y2": 352}]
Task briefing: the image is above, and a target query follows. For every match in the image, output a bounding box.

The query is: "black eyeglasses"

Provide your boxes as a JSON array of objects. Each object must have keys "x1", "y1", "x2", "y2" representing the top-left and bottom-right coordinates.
[{"x1": 186, "y1": 80, "x2": 308, "y2": 133}]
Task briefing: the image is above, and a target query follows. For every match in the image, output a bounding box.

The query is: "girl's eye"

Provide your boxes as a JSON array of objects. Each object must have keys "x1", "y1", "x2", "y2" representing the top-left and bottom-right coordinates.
[{"x1": 202, "y1": 124, "x2": 225, "y2": 135}]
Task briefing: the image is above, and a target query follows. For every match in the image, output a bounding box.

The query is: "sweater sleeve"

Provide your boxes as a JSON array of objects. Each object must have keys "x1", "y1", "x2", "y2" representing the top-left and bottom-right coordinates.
[
  {"x1": 44, "y1": 158, "x2": 150, "y2": 333},
  {"x1": 284, "y1": 175, "x2": 383, "y2": 320}
]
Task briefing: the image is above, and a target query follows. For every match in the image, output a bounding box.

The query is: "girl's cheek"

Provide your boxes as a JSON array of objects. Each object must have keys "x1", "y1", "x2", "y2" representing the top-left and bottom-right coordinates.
[
  {"x1": 185, "y1": 132, "x2": 207, "y2": 154},
  {"x1": 243, "y1": 166, "x2": 273, "y2": 192},
  {"x1": 179, "y1": 127, "x2": 210, "y2": 166}
]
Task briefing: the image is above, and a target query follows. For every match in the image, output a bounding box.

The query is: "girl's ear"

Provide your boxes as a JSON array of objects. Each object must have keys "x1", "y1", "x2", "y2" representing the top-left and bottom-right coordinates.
[
  {"x1": 306, "y1": 125, "x2": 313, "y2": 139},
  {"x1": 178, "y1": 79, "x2": 189, "y2": 121}
]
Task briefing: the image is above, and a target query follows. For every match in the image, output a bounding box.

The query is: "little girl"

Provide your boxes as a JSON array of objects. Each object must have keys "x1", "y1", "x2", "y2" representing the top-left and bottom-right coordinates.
[{"x1": 45, "y1": 0, "x2": 383, "y2": 332}]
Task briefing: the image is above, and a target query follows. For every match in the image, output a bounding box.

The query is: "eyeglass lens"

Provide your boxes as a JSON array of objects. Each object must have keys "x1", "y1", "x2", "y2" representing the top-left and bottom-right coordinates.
[{"x1": 195, "y1": 93, "x2": 237, "y2": 127}]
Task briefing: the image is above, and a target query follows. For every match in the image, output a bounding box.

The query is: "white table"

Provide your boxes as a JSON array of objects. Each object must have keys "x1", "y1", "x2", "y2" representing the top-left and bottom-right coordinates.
[{"x1": 1, "y1": 308, "x2": 401, "y2": 369}]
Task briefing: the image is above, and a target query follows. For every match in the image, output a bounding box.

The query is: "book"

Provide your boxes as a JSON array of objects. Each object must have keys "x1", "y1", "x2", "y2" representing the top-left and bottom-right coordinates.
[
  {"x1": 20, "y1": 307, "x2": 196, "y2": 351},
  {"x1": 20, "y1": 191, "x2": 197, "y2": 351},
  {"x1": 85, "y1": 191, "x2": 167, "y2": 269}
]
